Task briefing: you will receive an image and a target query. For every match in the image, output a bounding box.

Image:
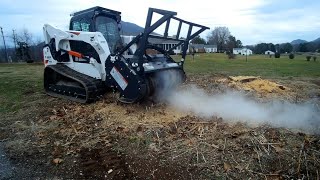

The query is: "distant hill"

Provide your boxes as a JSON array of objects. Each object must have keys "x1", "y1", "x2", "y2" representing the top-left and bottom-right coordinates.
[
  {"x1": 312, "y1": 37, "x2": 320, "y2": 43},
  {"x1": 120, "y1": 21, "x2": 144, "y2": 36},
  {"x1": 291, "y1": 39, "x2": 308, "y2": 45}
]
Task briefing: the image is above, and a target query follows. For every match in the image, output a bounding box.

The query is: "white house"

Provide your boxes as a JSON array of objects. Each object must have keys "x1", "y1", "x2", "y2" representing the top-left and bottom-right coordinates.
[
  {"x1": 233, "y1": 48, "x2": 253, "y2": 55},
  {"x1": 122, "y1": 35, "x2": 219, "y2": 55},
  {"x1": 265, "y1": 50, "x2": 275, "y2": 55},
  {"x1": 149, "y1": 38, "x2": 186, "y2": 54},
  {"x1": 121, "y1": 35, "x2": 186, "y2": 54},
  {"x1": 204, "y1": 45, "x2": 217, "y2": 53},
  {"x1": 190, "y1": 44, "x2": 217, "y2": 53}
]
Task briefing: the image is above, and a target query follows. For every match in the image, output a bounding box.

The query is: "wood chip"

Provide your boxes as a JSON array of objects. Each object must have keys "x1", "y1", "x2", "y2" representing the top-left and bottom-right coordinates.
[
  {"x1": 52, "y1": 158, "x2": 63, "y2": 164},
  {"x1": 224, "y1": 162, "x2": 232, "y2": 171}
]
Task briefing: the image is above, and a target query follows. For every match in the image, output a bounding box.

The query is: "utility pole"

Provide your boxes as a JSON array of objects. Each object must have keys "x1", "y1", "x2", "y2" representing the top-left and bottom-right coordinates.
[
  {"x1": 12, "y1": 29, "x2": 17, "y2": 51},
  {"x1": 246, "y1": 48, "x2": 248, "y2": 62},
  {"x1": 12, "y1": 29, "x2": 17, "y2": 62},
  {"x1": 0, "y1": 27, "x2": 8, "y2": 62}
]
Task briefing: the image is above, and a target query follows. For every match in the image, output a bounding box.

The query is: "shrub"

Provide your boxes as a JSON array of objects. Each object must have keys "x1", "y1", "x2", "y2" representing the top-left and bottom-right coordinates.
[
  {"x1": 289, "y1": 53, "x2": 294, "y2": 59},
  {"x1": 227, "y1": 52, "x2": 236, "y2": 59},
  {"x1": 275, "y1": 52, "x2": 280, "y2": 58},
  {"x1": 313, "y1": 56, "x2": 317, "y2": 61},
  {"x1": 306, "y1": 56, "x2": 311, "y2": 61}
]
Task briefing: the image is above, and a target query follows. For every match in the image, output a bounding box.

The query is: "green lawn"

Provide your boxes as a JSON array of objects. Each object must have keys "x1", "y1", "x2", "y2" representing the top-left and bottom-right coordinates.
[
  {"x1": 0, "y1": 63, "x2": 44, "y2": 114},
  {"x1": 181, "y1": 53, "x2": 320, "y2": 77},
  {"x1": 1, "y1": 53, "x2": 319, "y2": 113}
]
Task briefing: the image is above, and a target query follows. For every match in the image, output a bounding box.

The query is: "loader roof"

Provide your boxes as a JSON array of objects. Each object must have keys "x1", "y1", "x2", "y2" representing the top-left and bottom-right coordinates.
[
  {"x1": 71, "y1": 6, "x2": 121, "y2": 17},
  {"x1": 69, "y1": 6, "x2": 122, "y2": 30}
]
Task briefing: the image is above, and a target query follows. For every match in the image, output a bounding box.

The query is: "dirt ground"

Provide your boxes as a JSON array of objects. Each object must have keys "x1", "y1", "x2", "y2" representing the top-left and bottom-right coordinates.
[{"x1": 1, "y1": 74, "x2": 320, "y2": 179}]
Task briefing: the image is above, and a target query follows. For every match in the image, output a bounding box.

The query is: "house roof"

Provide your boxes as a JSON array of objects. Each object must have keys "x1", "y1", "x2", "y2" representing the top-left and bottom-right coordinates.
[
  {"x1": 190, "y1": 44, "x2": 205, "y2": 48},
  {"x1": 204, "y1": 45, "x2": 217, "y2": 48},
  {"x1": 190, "y1": 44, "x2": 217, "y2": 49},
  {"x1": 148, "y1": 37, "x2": 180, "y2": 44},
  {"x1": 233, "y1": 48, "x2": 252, "y2": 51}
]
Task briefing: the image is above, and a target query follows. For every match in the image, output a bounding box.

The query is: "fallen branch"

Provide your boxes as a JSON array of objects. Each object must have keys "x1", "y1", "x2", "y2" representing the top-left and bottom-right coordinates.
[
  {"x1": 223, "y1": 138, "x2": 227, "y2": 154},
  {"x1": 260, "y1": 142, "x2": 281, "y2": 145},
  {"x1": 0, "y1": 138, "x2": 9, "y2": 142},
  {"x1": 200, "y1": 142, "x2": 219, "y2": 149},
  {"x1": 297, "y1": 142, "x2": 305, "y2": 175},
  {"x1": 248, "y1": 170, "x2": 279, "y2": 177},
  {"x1": 155, "y1": 130, "x2": 161, "y2": 147},
  {"x1": 187, "y1": 125, "x2": 199, "y2": 133},
  {"x1": 304, "y1": 151, "x2": 309, "y2": 180},
  {"x1": 196, "y1": 148, "x2": 199, "y2": 163},
  {"x1": 172, "y1": 147, "x2": 196, "y2": 160},
  {"x1": 201, "y1": 152, "x2": 207, "y2": 163},
  {"x1": 312, "y1": 149, "x2": 320, "y2": 154},
  {"x1": 174, "y1": 122, "x2": 178, "y2": 130},
  {"x1": 63, "y1": 106, "x2": 68, "y2": 114},
  {"x1": 71, "y1": 125, "x2": 79, "y2": 135},
  {"x1": 190, "y1": 121, "x2": 212, "y2": 124}
]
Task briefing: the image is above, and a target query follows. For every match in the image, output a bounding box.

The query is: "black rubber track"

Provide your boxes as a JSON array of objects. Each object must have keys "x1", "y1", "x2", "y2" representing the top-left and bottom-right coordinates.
[{"x1": 44, "y1": 64, "x2": 105, "y2": 103}]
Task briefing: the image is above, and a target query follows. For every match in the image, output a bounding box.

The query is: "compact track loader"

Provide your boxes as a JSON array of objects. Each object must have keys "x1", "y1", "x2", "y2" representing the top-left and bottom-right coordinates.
[{"x1": 43, "y1": 6, "x2": 209, "y2": 103}]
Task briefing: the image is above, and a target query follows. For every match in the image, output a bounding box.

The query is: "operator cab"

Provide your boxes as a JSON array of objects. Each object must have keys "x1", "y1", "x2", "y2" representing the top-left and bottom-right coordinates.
[{"x1": 69, "y1": 6, "x2": 122, "y2": 54}]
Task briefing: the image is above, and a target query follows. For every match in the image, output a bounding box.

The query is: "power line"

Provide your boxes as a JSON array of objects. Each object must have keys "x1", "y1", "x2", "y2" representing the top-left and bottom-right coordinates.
[{"x1": 0, "y1": 26, "x2": 8, "y2": 62}]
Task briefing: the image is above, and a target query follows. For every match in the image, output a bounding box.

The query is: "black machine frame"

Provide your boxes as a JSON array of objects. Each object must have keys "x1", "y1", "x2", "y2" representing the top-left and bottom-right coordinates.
[{"x1": 117, "y1": 8, "x2": 209, "y2": 66}]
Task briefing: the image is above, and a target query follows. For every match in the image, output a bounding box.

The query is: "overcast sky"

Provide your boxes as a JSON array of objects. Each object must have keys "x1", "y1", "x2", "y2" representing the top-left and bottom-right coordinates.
[{"x1": 0, "y1": 0, "x2": 320, "y2": 46}]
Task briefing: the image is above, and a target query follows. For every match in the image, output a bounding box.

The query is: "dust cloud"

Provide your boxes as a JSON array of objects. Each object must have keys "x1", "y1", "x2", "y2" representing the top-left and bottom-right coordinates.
[
  {"x1": 165, "y1": 85, "x2": 320, "y2": 133},
  {"x1": 152, "y1": 69, "x2": 185, "y2": 100}
]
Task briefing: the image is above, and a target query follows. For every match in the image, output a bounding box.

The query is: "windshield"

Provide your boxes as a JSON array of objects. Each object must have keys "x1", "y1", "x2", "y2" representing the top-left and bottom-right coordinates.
[{"x1": 95, "y1": 16, "x2": 122, "y2": 54}]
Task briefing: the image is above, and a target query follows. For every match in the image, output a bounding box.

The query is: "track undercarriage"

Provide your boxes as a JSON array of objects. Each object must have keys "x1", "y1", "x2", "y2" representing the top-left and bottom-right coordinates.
[{"x1": 44, "y1": 64, "x2": 106, "y2": 103}]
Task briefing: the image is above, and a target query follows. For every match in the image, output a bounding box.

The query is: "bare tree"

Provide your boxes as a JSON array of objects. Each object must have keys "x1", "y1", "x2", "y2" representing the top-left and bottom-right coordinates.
[
  {"x1": 236, "y1": 40, "x2": 243, "y2": 48},
  {"x1": 226, "y1": 35, "x2": 236, "y2": 51},
  {"x1": 17, "y1": 28, "x2": 34, "y2": 45},
  {"x1": 207, "y1": 27, "x2": 230, "y2": 51},
  {"x1": 191, "y1": 35, "x2": 206, "y2": 44},
  {"x1": 13, "y1": 28, "x2": 34, "y2": 62}
]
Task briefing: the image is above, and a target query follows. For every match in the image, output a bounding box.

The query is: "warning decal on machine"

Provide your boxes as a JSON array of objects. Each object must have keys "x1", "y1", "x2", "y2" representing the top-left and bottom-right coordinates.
[{"x1": 110, "y1": 67, "x2": 128, "y2": 90}]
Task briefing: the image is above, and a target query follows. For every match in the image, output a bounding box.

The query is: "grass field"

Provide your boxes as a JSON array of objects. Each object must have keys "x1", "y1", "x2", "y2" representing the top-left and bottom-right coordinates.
[
  {"x1": 182, "y1": 53, "x2": 320, "y2": 77},
  {"x1": 1, "y1": 53, "x2": 320, "y2": 113},
  {"x1": 0, "y1": 63, "x2": 43, "y2": 113}
]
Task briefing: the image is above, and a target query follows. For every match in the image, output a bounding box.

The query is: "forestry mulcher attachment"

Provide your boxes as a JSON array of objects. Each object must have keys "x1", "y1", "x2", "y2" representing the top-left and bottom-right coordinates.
[{"x1": 43, "y1": 6, "x2": 209, "y2": 103}]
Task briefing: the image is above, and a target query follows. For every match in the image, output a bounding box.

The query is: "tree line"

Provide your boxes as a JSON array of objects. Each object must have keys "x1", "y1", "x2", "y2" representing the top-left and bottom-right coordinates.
[
  {"x1": 192, "y1": 26, "x2": 320, "y2": 54},
  {"x1": 1, "y1": 26, "x2": 319, "y2": 63},
  {"x1": 247, "y1": 41, "x2": 320, "y2": 54},
  {"x1": 191, "y1": 27, "x2": 243, "y2": 52},
  {"x1": 247, "y1": 43, "x2": 293, "y2": 54},
  {"x1": 294, "y1": 41, "x2": 320, "y2": 53},
  {"x1": 0, "y1": 28, "x2": 43, "y2": 63}
]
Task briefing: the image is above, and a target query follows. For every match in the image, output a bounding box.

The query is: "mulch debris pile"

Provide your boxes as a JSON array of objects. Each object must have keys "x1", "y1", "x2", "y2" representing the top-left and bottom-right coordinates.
[{"x1": 4, "y1": 75, "x2": 320, "y2": 179}]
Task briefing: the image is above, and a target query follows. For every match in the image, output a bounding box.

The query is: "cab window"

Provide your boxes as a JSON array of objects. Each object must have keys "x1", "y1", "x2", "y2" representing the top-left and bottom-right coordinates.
[{"x1": 71, "y1": 19, "x2": 90, "y2": 31}]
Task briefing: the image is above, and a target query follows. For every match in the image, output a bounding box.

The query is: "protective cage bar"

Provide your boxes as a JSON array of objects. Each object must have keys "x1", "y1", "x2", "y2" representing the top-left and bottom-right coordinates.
[{"x1": 118, "y1": 8, "x2": 209, "y2": 63}]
